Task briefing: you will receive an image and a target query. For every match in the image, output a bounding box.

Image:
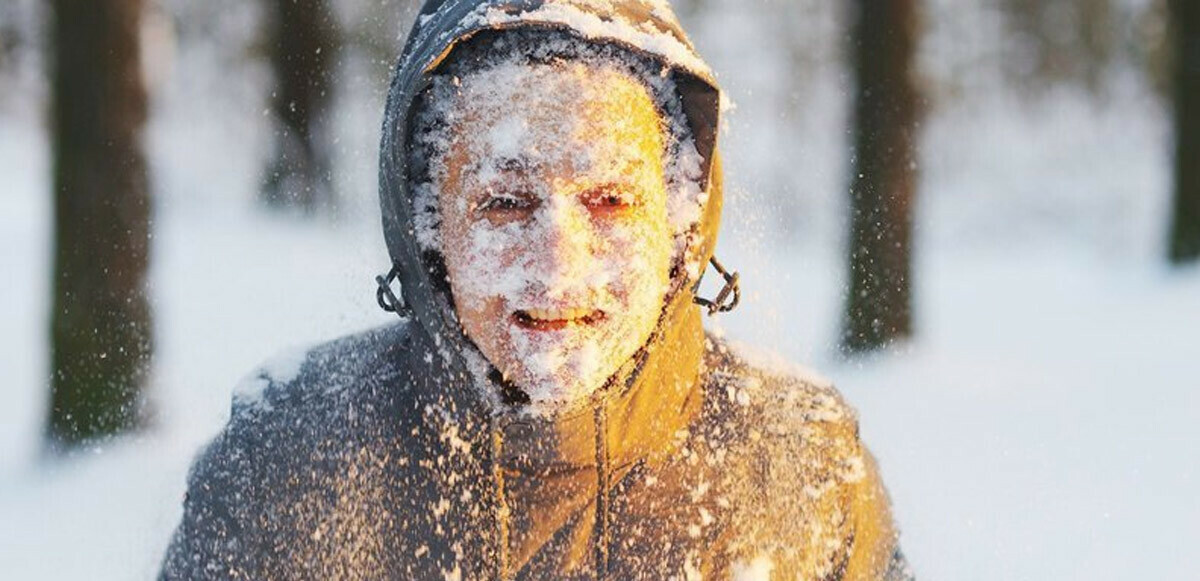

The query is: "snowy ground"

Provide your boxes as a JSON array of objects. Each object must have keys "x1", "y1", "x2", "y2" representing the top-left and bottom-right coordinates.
[{"x1": 3, "y1": 5, "x2": 1199, "y2": 580}]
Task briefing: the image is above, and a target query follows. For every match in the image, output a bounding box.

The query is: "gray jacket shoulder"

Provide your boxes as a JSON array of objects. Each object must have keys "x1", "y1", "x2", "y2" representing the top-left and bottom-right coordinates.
[
  {"x1": 230, "y1": 321, "x2": 414, "y2": 418},
  {"x1": 159, "y1": 321, "x2": 415, "y2": 580}
]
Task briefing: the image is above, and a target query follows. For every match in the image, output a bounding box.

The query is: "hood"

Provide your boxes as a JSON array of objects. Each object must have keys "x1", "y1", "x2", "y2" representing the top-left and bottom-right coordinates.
[
  {"x1": 379, "y1": 0, "x2": 724, "y2": 428},
  {"x1": 377, "y1": 6, "x2": 724, "y2": 571}
]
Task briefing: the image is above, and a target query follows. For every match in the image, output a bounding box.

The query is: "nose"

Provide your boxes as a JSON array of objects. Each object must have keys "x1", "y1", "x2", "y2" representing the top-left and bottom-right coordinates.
[{"x1": 537, "y1": 197, "x2": 595, "y2": 286}]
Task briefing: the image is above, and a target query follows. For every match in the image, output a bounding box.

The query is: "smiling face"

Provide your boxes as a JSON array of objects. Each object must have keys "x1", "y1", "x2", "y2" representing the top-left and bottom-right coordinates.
[{"x1": 436, "y1": 61, "x2": 673, "y2": 412}]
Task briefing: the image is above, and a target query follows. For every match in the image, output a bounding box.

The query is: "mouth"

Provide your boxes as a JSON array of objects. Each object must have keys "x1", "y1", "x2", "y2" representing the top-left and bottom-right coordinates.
[{"x1": 512, "y1": 308, "x2": 606, "y2": 331}]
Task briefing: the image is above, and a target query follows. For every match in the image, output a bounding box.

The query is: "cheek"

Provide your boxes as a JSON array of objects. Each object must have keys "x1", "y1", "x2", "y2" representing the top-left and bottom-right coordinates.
[
  {"x1": 602, "y1": 222, "x2": 672, "y2": 294},
  {"x1": 445, "y1": 219, "x2": 539, "y2": 318},
  {"x1": 458, "y1": 296, "x2": 506, "y2": 343}
]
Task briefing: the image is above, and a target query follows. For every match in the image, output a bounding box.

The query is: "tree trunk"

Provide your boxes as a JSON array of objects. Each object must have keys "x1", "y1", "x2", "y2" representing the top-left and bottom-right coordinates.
[
  {"x1": 0, "y1": 2, "x2": 19, "y2": 73},
  {"x1": 842, "y1": 0, "x2": 921, "y2": 354},
  {"x1": 1171, "y1": 0, "x2": 1200, "y2": 263},
  {"x1": 999, "y1": 0, "x2": 1115, "y2": 94},
  {"x1": 47, "y1": 0, "x2": 153, "y2": 447},
  {"x1": 262, "y1": 0, "x2": 337, "y2": 212}
]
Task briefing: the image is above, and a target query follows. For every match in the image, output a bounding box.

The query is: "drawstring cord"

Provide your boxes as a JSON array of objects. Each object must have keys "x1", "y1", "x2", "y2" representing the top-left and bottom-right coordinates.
[
  {"x1": 490, "y1": 414, "x2": 511, "y2": 580},
  {"x1": 487, "y1": 403, "x2": 613, "y2": 581},
  {"x1": 593, "y1": 401, "x2": 611, "y2": 579},
  {"x1": 375, "y1": 264, "x2": 412, "y2": 317},
  {"x1": 692, "y1": 255, "x2": 741, "y2": 316}
]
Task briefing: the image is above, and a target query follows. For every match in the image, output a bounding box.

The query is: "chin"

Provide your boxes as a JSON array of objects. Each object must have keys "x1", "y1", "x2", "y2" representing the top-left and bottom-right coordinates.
[{"x1": 506, "y1": 359, "x2": 612, "y2": 413}]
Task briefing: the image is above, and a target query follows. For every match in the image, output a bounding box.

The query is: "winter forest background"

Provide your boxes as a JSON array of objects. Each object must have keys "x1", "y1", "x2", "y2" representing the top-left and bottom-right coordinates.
[{"x1": 2, "y1": 0, "x2": 1199, "y2": 579}]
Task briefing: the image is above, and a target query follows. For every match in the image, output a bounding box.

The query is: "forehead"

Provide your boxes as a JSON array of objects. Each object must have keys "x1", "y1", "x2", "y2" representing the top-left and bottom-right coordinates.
[{"x1": 441, "y1": 60, "x2": 666, "y2": 173}]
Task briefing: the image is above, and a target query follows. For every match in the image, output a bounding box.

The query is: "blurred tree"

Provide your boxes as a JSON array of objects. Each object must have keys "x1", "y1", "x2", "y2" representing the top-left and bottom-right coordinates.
[
  {"x1": 262, "y1": 0, "x2": 338, "y2": 212},
  {"x1": 0, "y1": 3, "x2": 16, "y2": 73},
  {"x1": 1000, "y1": 0, "x2": 1116, "y2": 94},
  {"x1": 334, "y1": 0, "x2": 420, "y2": 94},
  {"x1": 1170, "y1": 0, "x2": 1200, "y2": 263},
  {"x1": 1141, "y1": 0, "x2": 1172, "y2": 100},
  {"x1": 47, "y1": 0, "x2": 153, "y2": 447},
  {"x1": 843, "y1": 0, "x2": 921, "y2": 354}
]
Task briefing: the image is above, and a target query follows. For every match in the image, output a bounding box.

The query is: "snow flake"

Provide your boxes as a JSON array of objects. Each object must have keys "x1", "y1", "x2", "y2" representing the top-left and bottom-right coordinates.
[{"x1": 730, "y1": 555, "x2": 774, "y2": 581}]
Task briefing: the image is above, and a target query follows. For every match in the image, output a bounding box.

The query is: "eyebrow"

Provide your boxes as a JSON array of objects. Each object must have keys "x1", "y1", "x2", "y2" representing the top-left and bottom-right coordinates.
[
  {"x1": 466, "y1": 154, "x2": 651, "y2": 176},
  {"x1": 494, "y1": 156, "x2": 530, "y2": 173},
  {"x1": 461, "y1": 155, "x2": 532, "y2": 176}
]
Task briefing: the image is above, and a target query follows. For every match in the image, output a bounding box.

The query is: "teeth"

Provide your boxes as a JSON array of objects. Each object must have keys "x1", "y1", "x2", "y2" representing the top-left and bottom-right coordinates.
[{"x1": 526, "y1": 308, "x2": 594, "y2": 321}]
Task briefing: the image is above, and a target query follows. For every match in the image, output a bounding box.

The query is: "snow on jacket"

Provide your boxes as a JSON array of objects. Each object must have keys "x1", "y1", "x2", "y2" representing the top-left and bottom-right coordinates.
[{"x1": 160, "y1": 1, "x2": 912, "y2": 579}]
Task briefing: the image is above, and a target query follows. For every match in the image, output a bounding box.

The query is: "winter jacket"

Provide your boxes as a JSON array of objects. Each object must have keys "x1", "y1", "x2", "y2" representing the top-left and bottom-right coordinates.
[{"x1": 160, "y1": 1, "x2": 912, "y2": 579}]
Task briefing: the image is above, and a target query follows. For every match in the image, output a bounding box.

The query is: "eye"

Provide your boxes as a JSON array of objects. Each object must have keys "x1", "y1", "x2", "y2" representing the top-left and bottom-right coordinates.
[
  {"x1": 480, "y1": 195, "x2": 528, "y2": 213},
  {"x1": 582, "y1": 185, "x2": 635, "y2": 213},
  {"x1": 474, "y1": 190, "x2": 537, "y2": 224}
]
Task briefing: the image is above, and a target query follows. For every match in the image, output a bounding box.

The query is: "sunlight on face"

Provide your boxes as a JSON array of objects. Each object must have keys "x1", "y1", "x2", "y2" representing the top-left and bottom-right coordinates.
[{"x1": 438, "y1": 62, "x2": 672, "y2": 412}]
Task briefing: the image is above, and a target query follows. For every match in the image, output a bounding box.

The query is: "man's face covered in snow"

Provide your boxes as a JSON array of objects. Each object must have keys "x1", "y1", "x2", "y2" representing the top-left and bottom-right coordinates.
[{"x1": 437, "y1": 61, "x2": 673, "y2": 412}]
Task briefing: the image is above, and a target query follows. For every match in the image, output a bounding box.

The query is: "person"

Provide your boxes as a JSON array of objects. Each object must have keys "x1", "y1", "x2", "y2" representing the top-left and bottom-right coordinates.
[{"x1": 160, "y1": 1, "x2": 913, "y2": 579}]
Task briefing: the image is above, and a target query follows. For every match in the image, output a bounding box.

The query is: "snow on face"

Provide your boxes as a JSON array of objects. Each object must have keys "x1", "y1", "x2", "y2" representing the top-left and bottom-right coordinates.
[{"x1": 437, "y1": 61, "x2": 673, "y2": 414}]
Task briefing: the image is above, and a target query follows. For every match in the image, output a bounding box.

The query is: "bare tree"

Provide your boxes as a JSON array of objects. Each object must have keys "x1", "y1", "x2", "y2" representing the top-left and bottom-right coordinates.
[
  {"x1": 1000, "y1": 0, "x2": 1116, "y2": 94},
  {"x1": 1171, "y1": 0, "x2": 1200, "y2": 263},
  {"x1": 842, "y1": 0, "x2": 922, "y2": 354},
  {"x1": 47, "y1": 0, "x2": 153, "y2": 447},
  {"x1": 262, "y1": 0, "x2": 338, "y2": 212},
  {"x1": 0, "y1": 2, "x2": 18, "y2": 73}
]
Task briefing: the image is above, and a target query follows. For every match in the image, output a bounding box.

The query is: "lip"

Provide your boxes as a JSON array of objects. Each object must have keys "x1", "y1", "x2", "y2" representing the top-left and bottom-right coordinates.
[{"x1": 512, "y1": 308, "x2": 606, "y2": 331}]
